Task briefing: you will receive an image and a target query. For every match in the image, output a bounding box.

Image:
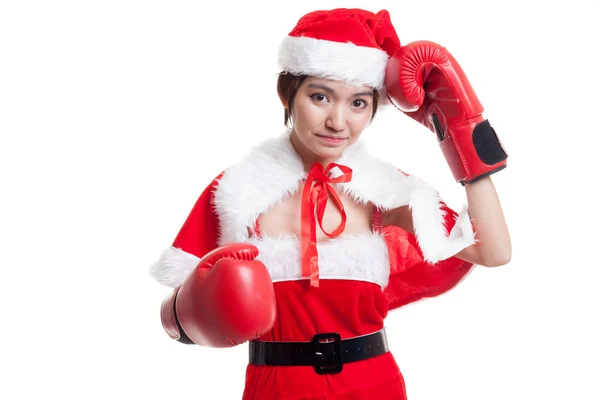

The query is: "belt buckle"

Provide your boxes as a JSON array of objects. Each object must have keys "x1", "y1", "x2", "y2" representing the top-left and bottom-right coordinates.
[{"x1": 311, "y1": 332, "x2": 343, "y2": 374}]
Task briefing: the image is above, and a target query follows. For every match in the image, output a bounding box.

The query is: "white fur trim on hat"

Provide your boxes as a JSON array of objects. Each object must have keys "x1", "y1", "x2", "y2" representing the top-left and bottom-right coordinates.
[{"x1": 278, "y1": 36, "x2": 390, "y2": 90}]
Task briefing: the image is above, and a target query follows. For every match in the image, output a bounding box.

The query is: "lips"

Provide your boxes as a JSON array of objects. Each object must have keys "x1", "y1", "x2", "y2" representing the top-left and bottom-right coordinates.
[{"x1": 316, "y1": 134, "x2": 347, "y2": 141}]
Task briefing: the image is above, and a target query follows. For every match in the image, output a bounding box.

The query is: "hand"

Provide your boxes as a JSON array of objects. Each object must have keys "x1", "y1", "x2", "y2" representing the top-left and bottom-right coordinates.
[
  {"x1": 161, "y1": 243, "x2": 277, "y2": 347},
  {"x1": 385, "y1": 40, "x2": 508, "y2": 185}
]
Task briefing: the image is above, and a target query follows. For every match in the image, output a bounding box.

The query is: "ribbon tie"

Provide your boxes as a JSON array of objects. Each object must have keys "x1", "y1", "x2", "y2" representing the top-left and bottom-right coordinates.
[{"x1": 300, "y1": 162, "x2": 353, "y2": 287}]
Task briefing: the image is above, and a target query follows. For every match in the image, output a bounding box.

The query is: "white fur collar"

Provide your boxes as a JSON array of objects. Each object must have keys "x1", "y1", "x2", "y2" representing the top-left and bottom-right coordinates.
[{"x1": 213, "y1": 130, "x2": 476, "y2": 264}]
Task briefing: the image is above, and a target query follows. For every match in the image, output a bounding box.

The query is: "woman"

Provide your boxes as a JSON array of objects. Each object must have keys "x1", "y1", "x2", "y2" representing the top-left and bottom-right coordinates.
[{"x1": 150, "y1": 8, "x2": 511, "y2": 399}]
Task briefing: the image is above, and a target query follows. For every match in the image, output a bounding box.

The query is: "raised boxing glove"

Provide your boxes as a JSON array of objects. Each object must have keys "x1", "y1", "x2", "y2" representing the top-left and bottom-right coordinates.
[
  {"x1": 385, "y1": 40, "x2": 508, "y2": 185},
  {"x1": 160, "y1": 243, "x2": 276, "y2": 347}
]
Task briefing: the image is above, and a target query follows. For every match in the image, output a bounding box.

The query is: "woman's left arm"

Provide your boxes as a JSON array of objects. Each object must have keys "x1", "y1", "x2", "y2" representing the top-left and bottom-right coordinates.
[{"x1": 454, "y1": 176, "x2": 511, "y2": 267}]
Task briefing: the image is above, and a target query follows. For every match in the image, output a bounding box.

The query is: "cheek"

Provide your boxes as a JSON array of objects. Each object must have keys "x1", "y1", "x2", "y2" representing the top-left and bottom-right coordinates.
[
  {"x1": 295, "y1": 103, "x2": 325, "y2": 128},
  {"x1": 348, "y1": 112, "x2": 372, "y2": 132}
]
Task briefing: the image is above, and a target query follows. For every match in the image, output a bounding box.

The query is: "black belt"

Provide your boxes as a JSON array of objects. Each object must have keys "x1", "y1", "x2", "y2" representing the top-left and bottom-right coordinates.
[{"x1": 249, "y1": 328, "x2": 389, "y2": 375}]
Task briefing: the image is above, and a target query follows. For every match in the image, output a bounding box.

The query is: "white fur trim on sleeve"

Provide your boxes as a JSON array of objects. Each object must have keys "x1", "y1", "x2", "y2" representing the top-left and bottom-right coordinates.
[
  {"x1": 148, "y1": 246, "x2": 200, "y2": 288},
  {"x1": 412, "y1": 200, "x2": 477, "y2": 264}
]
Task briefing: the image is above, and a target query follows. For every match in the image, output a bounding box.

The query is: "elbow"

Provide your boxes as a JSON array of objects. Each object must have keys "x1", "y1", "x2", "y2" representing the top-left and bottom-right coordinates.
[{"x1": 483, "y1": 249, "x2": 512, "y2": 267}]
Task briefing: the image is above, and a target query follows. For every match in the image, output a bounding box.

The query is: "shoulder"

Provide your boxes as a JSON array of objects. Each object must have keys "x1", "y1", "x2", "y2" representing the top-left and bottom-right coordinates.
[{"x1": 212, "y1": 133, "x2": 306, "y2": 245}]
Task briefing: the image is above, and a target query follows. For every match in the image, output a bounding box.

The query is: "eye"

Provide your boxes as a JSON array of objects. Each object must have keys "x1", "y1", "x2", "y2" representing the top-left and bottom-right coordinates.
[
  {"x1": 352, "y1": 99, "x2": 368, "y2": 108},
  {"x1": 311, "y1": 93, "x2": 329, "y2": 103}
]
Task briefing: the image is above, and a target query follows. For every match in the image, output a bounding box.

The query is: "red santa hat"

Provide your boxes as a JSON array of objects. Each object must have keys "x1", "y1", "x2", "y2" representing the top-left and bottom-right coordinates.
[{"x1": 277, "y1": 8, "x2": 401, "y2": 90}]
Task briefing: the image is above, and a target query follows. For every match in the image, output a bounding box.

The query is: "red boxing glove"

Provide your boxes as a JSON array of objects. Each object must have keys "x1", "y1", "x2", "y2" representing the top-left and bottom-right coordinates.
[
  {"x1": 160, "y1": 243, "x2": 276, "y2": 347},
  {"x1": 385, "y1": 40, "x2": 508, "y2": 185}
]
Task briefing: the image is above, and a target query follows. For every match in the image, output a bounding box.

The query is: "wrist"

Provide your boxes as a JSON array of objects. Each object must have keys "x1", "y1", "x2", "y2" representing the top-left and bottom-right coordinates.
[
  {"x1": 160, "y1": 286, "x2": 194, "y2": 345},
  {"x1": 441, "y1": 118, "x2": 508, "y2": 185}
]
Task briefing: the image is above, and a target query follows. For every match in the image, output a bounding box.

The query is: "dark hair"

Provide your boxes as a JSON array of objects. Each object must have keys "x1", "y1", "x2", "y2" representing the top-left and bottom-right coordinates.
[{"x1": 277, "y1": 72, "x2": 380, "y2": 128}]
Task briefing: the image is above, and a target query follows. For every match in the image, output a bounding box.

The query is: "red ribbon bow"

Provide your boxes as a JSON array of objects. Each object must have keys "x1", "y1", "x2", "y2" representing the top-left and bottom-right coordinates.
[{"x1": 300, "y1": 162, "x2": 353, "y2": 287}]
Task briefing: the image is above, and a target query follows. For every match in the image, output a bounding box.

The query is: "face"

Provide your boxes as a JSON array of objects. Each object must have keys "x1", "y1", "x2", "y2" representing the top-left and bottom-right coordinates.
[{"x1": 289, "y1": 76, "x2": 374, "y2": 168}]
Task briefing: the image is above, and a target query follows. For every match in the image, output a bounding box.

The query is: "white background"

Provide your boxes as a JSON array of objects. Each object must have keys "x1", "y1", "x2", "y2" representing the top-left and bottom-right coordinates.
[{"x1": 1, "y1": 0, "x2": 598, "y2": 399}]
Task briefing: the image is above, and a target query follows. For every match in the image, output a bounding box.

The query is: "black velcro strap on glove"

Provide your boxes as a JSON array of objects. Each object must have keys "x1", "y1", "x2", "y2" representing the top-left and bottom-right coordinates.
[{"x1": 473, "y1": 120, "x2": 508, "y2": 165}]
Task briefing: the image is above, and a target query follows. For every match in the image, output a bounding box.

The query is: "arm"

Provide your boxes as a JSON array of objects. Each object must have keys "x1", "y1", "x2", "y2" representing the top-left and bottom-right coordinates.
[
  {"x1": 382, "y1": 177, "x2": 511, "y2": 267},
  {"x1": 454, "y1": 176, "x2": 511, "y2": 267},
  {"x1": 161, "y1": 243, "x2": 277, "y2": 347},
  {"x1": 385, "y1": 40, "x2": 511, "y2": 267}
]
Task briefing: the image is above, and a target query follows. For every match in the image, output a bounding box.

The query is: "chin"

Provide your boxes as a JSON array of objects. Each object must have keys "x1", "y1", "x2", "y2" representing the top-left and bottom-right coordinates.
[{"x1": 313, "y1": 145, "x2": 342, "y2": 157}]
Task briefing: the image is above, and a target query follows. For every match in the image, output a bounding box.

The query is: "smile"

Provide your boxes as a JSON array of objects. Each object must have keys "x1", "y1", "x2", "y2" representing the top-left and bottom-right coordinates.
[{"x1": 316, "y1": 135, "x2": 347, "y2": 144}]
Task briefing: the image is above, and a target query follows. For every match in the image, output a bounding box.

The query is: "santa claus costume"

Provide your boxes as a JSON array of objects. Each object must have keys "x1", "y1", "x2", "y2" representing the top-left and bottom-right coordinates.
[{"x1": 150, "y1": 8, "x2": 508, "y2": 400}]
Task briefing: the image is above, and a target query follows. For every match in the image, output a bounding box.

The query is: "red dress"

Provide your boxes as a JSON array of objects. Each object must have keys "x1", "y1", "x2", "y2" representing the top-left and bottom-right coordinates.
[{"x1": 242, "y1": 212, "x2": 408, "y2": 400}]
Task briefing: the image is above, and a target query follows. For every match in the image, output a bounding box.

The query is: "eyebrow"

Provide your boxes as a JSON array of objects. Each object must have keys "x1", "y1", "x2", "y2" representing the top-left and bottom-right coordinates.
[{"x1": 307, "y1": 83, "x2": 374, "y2": 97}]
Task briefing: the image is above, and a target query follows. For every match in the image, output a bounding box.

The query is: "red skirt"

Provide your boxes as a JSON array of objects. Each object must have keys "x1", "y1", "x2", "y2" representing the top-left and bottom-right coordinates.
[
  {"x1": 242, "y1": 352, "x2": 407, "y2": 399},
  {"x1": 287, "y1": 373, "x2": 407, "y2": 400}
]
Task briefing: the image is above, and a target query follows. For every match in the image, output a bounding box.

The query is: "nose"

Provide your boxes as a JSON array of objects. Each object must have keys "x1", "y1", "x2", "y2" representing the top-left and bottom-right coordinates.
[{"x1": 325, "y1": 105, "x2": 347, "y2": 132}]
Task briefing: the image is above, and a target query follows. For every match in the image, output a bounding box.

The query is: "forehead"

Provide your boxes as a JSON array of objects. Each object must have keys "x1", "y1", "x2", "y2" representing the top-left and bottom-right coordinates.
[{"x1": 302, "y1": 76, "x2": 373, "y2": 92}]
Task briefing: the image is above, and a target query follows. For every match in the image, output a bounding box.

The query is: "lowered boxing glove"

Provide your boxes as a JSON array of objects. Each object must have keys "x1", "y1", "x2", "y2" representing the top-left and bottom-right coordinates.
[
  {"x1": 385, "y1": 40, "x2": 508, "y2": 185},
  {"x1": 160, "y1": 243, "x2": 276, "y2": 347}
]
